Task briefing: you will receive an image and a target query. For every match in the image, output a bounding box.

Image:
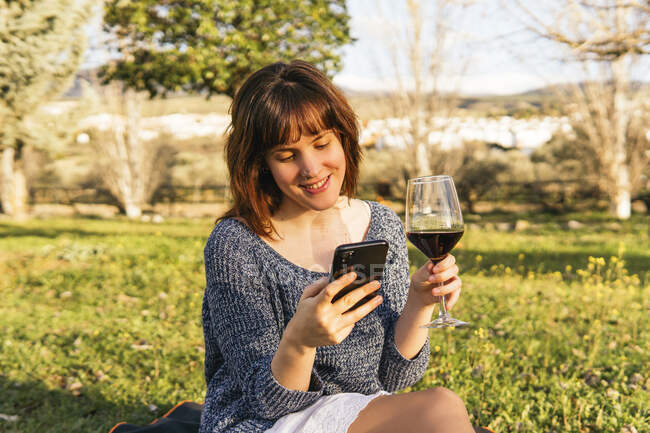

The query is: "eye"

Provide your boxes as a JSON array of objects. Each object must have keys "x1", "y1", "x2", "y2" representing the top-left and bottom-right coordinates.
[
  {"x1": 315, "y1": 142, "x2": 330, "y2": 149},
  {"x1": 278, "y1": 154, "x2": 295, "y2": 162}
]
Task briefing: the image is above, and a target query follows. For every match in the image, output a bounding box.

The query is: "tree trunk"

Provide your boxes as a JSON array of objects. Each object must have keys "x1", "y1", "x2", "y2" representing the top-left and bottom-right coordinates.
[
  {"x1": 1, "y1": 144, "x2": 29, "y2": 220},
  {"x1": 611, "y1": 161, "x2": 631, "y2": 219},
  {"x1": 610, "y1": 53, "x2": 631, "y2": 220},
  {"x1": 415, "y1": 141, "x2": 430, "y2": 177},
  {"x1": 124, "y1": 201, "x2": 142, "y2": 219},
  {"x1": 466, "y1": 195, "x2": 475, "y2": 214}
]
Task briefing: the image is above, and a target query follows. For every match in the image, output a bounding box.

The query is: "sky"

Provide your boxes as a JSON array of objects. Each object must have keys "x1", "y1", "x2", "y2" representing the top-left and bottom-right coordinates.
[
  {"x1": 81, "y1": 1, "x2": 647, "y2": 97},
  {"x1": 333, "y1": 0, "x2": 552, "y2": 95}
]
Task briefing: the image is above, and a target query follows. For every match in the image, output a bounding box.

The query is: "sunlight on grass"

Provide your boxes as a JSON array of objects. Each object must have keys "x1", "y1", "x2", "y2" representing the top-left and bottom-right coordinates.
[{"x1": 0, "y1": 217, "x2": 648, "y2": 432}]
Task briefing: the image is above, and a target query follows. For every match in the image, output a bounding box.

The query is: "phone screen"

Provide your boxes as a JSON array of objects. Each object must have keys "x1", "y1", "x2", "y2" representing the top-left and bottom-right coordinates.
[{"x1": 329, "y1": 240, "x2": 389, "y2": 311}]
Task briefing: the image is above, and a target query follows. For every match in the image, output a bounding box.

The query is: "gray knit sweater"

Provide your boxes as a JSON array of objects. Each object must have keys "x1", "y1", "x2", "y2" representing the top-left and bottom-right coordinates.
[{"x1": 199, "y1": 200, "x2": 431, "y2": 433}]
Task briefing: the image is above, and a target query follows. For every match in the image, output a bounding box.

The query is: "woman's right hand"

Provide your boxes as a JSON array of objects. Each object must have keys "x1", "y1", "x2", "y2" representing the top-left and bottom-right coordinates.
[{"x1": 285, "y1": 272, "x2": 383, "y2": 349}]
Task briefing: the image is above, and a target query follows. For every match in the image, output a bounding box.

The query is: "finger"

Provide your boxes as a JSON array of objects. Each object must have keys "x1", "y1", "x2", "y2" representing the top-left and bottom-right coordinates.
[
  {"x1": 433, "y1": 254, "x2": 456, "y2": 273},
  {"x1": 332, "y1": 280, "x2": 381, "y2": 314},
  {"x1": 300, "y1": 276, "x2": 329, "y2": 300},
  {"x1": 445, "y1": 285, "x2": 462, "y2": 311},
  {"x1": 340, "y1": 293, "x2": 383, "y2": 325},
  {"x1": 320, "y1": 272, "x2": 357, "y2": 301},
  {"x1": 432, "y1": 275, "x2": 461, "y2": 297},
  {"x1": 429, "y1": 264, "x2": 459, "y2": 284}
]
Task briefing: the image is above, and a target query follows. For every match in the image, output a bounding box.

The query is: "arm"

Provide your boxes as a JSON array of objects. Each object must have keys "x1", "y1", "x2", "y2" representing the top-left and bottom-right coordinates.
[
  {"x1": 203, "y1": 227, "x2": 324, "y2": 420},
  {"x1": 393, "y1": 294, "x2": 436, "y2": 360},
  {"x1": 376, "y1": 208, "x2": 431, "y2": 392},
  {"x1": 271, "y1": 323, "x2": 318, "y2": 392}
]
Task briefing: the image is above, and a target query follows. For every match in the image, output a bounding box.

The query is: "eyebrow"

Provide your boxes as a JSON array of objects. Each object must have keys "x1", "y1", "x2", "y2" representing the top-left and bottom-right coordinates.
[{"x1": 274, "y1": 131, "x2": 330, "y2": 151}]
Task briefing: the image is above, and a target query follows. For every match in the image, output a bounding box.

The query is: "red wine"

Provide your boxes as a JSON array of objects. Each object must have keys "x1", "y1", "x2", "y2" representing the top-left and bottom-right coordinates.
[{"x1": 407, "y1": 230, "x2": 464, "y2": 263}]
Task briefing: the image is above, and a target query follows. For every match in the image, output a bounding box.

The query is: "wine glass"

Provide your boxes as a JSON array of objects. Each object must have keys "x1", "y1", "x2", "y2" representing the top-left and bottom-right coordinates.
[{"x1": 405, "y1": 175, "x2": 469, "y2": 328}]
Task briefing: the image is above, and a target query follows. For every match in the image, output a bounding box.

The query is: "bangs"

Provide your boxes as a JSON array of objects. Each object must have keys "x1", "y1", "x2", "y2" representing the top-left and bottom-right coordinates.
[{"x1": 258, "y1": 84, "x2": 335, "y2": 150}]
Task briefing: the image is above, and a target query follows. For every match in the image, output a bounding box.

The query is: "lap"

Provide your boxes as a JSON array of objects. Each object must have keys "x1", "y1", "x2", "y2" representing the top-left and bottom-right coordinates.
[
  {"x1": 264, "y1": 390, "x2": 390, "y2": 433},
  {"x1": 347, "y1": 387, "x2": 472, "y2": 433}
]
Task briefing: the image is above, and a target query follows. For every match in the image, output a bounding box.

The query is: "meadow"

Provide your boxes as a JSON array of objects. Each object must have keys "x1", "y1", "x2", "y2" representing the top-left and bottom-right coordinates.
[{"x1": 0, "y1": 213, "x2": 648, "y2": 433}]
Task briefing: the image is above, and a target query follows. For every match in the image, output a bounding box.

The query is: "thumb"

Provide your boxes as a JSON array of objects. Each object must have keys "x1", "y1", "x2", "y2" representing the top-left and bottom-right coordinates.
[{"x1": 300, "y1": 276, "x2": 329, "y2": 301}]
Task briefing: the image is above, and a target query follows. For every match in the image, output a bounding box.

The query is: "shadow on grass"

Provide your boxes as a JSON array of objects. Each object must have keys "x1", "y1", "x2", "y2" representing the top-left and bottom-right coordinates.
[
  {"x1": 0, "y1": 222, "x2": 211, "y2": 241},
  {"x1": 0, "y1": 224, "x2": 111, "y2": 239},
  {"x1": 0, "y1": 376, "x2": 179, "y2": 433}
]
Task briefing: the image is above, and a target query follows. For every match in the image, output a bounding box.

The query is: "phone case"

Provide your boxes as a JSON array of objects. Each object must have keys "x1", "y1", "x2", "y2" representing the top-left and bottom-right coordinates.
[{"x1": 330, "y1": 240, "x2": 389, "y2": 311}]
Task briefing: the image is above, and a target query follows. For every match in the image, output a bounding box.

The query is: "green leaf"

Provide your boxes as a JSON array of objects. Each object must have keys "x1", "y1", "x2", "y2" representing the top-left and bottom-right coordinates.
[{"x1": 100, "y1": 0, "x2": 352, "y2": 98}]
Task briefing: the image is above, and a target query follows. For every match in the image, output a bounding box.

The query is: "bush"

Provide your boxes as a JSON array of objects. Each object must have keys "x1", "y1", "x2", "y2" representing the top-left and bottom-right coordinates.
[{"x1": 358, "y1": 147, "x2": 411, "y2": 199}]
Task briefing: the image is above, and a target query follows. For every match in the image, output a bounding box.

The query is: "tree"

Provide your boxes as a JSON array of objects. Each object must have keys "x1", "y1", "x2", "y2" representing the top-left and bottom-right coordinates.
[
  {"x1": 510, "y1": 0, "x2": 650, "y2": 219},
  {"x1": 100, "y1": 0, "x2": 353, "y2": 98},
  {"x1": 373, "y1": 0, "x2": 473, "y2": 179},
  {"x1": 0, "y1": 0, "x2": 94, "y2": 219},
  {"x1": 82, "y1": 81, "x2": 177, "y2": 218},
  {"x1": 454, "y1": 142, "x2": 509, "y2": 214}
]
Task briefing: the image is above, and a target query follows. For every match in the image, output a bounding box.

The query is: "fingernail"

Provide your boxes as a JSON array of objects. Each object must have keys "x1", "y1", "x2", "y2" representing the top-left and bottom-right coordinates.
[{"x1": 433, "y1": 289, "x2": 441, "y2": 295}]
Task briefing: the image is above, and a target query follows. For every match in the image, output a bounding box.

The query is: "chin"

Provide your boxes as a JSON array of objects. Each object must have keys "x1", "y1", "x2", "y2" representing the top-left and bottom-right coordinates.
[
  {"x1": 302, "y1": 193, "x2": 340, "y2": 211},
  {"x1": 291, "y1": 185, "x2": 342, "y2": 211}
]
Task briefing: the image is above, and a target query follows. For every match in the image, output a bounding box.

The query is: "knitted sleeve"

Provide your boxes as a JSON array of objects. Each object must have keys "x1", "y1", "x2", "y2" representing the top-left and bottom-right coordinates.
[
  {"x1": 203, "y1": 223, "x2": 324, "y2": 420},
  {"x1": 376, "y1": 205, "x2": 431, "y2": 392}
]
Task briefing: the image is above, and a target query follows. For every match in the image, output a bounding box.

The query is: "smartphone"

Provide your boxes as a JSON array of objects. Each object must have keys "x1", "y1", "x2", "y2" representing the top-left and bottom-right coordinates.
[{"x1": 329, "y1": 240, "x2": 389, "y2": 312}]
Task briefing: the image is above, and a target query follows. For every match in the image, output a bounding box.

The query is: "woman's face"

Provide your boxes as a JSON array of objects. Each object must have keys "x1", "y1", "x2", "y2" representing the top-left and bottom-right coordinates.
[{"x1": 265, "y1": 129, "x2": 347, "y2": 213}]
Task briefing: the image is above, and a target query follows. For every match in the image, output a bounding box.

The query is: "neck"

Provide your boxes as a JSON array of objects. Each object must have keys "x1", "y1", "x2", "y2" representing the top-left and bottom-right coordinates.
[{"x1": 271, "y1": 195, "x2": 352, "y2": 232}]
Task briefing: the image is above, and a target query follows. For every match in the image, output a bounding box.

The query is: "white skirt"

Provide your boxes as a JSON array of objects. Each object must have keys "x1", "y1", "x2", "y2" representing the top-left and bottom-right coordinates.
[{"x1": 264, "y1": 390, "x2": 391, "y2": 433}]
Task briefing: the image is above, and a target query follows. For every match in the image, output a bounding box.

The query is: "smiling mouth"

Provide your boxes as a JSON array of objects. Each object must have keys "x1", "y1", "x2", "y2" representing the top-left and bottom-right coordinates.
[{"x1": 300, "y1": 175, "x2": 331, "y2": 190}]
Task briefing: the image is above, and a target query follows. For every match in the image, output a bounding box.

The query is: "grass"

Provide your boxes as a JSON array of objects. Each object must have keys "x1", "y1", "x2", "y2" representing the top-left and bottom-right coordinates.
[{"x1": 0, "y1": 215, "x2": 648, "y2": 433}]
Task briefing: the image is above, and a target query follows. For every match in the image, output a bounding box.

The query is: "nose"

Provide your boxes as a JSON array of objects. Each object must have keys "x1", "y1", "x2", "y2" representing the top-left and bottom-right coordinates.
[{"x1": 299, "y1": 152, "x2": 321, "y2": 180}]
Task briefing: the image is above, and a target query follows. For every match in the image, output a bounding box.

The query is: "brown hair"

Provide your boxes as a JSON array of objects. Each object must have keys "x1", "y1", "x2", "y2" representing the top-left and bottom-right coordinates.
[{"x1": 217, "y1": 60, "x2": 361, "y2": 239}]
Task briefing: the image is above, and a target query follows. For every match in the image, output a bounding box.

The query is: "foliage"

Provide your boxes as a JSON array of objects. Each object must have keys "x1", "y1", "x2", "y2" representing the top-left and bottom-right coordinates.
[
  {"x1": 531, "y1": 129, "x2": 595, "y2": 181},
  {"x1": 451, "y1": 142, "x2": 508, "y2": 214},
  {"x1": 0, "y1": 0, "x2": 93, "y2": 147},
  {"x1": 532, "y1": 114, "x2": 650, "y2": 203},
  {"x1": 0, "y1": 0, "x2": 94, "y2": 218},
  {"x1": 0, "y1": 216, "x2": 648, "y2": 432},
  {"x1": 100, "y1": 0, "x2": 353, "y2": 98},
  {"x1": 358, "y1": 147, "x2": 411, "y2": 199},
  {"x1": 171, "y1": 150, "x2": 229, "y2": 188},
  {"x1": 435, "y1": 141, "x2": 537, "y2": 214}
]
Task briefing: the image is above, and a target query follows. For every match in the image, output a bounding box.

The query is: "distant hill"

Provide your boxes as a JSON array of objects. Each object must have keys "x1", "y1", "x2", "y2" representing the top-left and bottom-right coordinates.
[
  {"x1": 342, "y1": 81, "x2": 649, "y2": 120},
  {"x1": 60, "y1": 71, "x2": 648, "y2": 120}
]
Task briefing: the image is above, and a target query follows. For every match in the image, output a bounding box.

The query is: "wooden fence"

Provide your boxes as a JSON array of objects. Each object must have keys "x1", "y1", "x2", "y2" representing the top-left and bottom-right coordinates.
[{"x1": 30, "y1": 180, "x2": 605, "y2": 208}]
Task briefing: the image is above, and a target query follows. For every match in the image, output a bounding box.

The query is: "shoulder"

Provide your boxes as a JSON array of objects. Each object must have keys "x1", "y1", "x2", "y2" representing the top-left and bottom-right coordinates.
[
  {"x1": 366, "y1": 200, "x2": 407, "y2": 254},
  {"x1": 366, "y1": 200, "x2": 403, "y2": 227},
  {"x1": 204, "y1": 217, "x2": 259, "y2": 258},
  {"x1": 203, "y1": 218, "x2": 268, "y2": 285}
]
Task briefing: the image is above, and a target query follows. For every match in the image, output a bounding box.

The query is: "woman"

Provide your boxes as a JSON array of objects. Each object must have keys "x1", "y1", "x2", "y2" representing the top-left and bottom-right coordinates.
[{"x1": 201, "y1": 60, "x2": 474, "y2": 433}]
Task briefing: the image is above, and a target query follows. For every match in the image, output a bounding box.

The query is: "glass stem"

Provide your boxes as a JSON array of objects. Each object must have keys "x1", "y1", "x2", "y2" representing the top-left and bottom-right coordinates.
[
  {"x1": 438, "y1": 293, "x2": 449, "y2": 318},
  {"x1": 432, "y1": 258, "x2": 449, "y2": 319}
]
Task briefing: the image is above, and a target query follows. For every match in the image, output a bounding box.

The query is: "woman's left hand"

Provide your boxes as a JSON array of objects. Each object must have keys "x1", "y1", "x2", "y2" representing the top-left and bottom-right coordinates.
[{"x1": 409, "y1": 254, "x2": 462, "y2": 310}]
